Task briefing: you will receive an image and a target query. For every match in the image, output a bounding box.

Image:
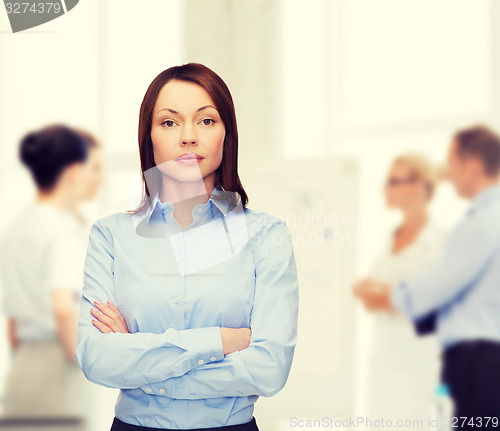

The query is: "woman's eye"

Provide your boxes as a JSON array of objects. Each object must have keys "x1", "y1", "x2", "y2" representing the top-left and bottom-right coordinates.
[
  {"x1": 162, "y1": 120, "x2": 175, "y2": 127},
  {"x1": 201, "y1": 118, "x2": 215, "y2": 126}
]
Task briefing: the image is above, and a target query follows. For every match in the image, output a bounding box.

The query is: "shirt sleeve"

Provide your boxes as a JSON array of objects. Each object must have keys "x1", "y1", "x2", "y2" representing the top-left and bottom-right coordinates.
[
  {"x1": 390, "y1": 213, "x2": 500, "y2": 319},
  {"x1": 75, "y1": 220, "x2": 225, "y2": 389},
  {"x1": 139, "y1": 219, "x2": 299, "y2": 399}
]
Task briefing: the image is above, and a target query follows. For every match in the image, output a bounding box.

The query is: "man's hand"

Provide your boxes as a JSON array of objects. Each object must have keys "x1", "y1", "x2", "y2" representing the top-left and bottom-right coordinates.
[
  {"x1": 91, "y1": 299, "x2": 130, "y2": 333},
  {"x1": 352, "y1": 278, "x2": 397, "y2": 312}
]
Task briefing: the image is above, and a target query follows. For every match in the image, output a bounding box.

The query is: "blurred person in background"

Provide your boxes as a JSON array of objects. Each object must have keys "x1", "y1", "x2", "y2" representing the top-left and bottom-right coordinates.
[
  {"x1": 356, "y1": 125, "x2": 500, "y2": 429},
  {"x1": 70, "y1": 127, "x2": 104, "y2": 229},
  {"x1": 352, "y1": 153, "x2": 445, "y2": 428},
  {"x1": 0, "y1": 124, "x2": 103, "y2": 428}
]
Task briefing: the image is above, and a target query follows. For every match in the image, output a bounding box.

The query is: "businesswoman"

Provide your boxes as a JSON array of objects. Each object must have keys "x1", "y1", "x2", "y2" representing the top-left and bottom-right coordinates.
[
  {"x1": 74, "y1": 63, "x2": 299, "y2": 431},
  {"x1": 353, "y1": 153, "x2": 445, "y2": 428},
  {"x1": 0, "y1": 124, "x2": 102, "y2": 427}
]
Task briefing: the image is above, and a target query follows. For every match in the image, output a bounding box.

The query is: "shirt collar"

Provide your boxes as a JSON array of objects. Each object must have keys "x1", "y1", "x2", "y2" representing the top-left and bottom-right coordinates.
[
  {"x1": 467, "y1": 182, "x2": 500, "y2": 216},
  {"x1": 144, "y1": 181, "x2": 236, "y2": 224}
]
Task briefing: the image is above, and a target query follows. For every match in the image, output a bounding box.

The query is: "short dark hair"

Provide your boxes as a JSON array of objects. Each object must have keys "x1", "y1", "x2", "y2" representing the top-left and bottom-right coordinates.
[
  {"x1": 453, "y1": 124, "x2": 500, "y2": 177},
  {"x1": 19, "y1": 124, "x2": 90, "y2": 191}
]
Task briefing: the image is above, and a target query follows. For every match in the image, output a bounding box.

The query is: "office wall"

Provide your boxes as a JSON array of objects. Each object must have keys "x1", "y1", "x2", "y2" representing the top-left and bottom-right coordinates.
[
  {"x1": 181, "y1": 0, "x2": 500, "y2": 424},
  {"x1": 276, "y1": 0, "x2": 500, "y2": 419}
]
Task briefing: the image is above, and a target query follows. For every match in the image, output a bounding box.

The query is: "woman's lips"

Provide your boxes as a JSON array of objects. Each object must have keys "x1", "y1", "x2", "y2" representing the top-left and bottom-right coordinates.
[{"x1": 175, "y1": 157, "x2": 204, "y2": 165}]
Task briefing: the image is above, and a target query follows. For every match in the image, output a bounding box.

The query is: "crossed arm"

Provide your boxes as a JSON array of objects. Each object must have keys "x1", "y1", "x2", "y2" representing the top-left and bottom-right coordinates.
[{"x1": 76, "y1": 218, "x2": 299, "y2": 398}]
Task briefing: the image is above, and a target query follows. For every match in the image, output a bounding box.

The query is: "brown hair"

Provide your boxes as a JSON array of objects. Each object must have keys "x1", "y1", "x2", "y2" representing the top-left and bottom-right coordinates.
[
  {"x1": 392, "y1": 152, "x2": 442, "y2": 201},
  {"x1": 453, "y1": 124, "x2": 500, "y2": 177},
  {"x1": 126, "y1": 62, "x2": 248, "y2": 216},
  {"x1": 74, "y1": 127, "x2": 101, "y2": 149}
]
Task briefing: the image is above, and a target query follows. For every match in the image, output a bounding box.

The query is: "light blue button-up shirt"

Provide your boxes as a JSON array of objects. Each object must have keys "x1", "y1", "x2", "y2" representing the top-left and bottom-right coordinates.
[
  {"x1": 75, "y1": 181, "x2": 299, "y2": 428},
  {"x1": 390, "y1": 183, "x2": 500, "y2": 351}
]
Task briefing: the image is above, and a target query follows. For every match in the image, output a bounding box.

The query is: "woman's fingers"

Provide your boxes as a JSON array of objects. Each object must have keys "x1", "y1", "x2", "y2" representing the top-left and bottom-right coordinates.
[
  {"x1": 91, "y1": 303, "x2": 115, "y2": 326},
  {"x1": 91, "y1": 301, "x2": 122, "y2": 332},
  {"x1": 105, "y1": 300, "x2": 130, "y2": 333},
  {"x1": 105, "y1": 300, "x2": 128, "y2": 327},
  {"x1": 106, "y1": 299, "x2": 119, "y2": 311},
  {"x1": 90, "y1": 299, "x2": 130, "y2": 334},
  {"x1": 92, "y1": 317, "x2": 112, "y2": 333},
  {"x1": 353, "y1": 279, "x2": 372, "y2": 295}
]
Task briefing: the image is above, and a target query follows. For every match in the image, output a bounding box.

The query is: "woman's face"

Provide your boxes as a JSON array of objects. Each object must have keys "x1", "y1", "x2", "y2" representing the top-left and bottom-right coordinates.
[
  {"x1": 150, "y1": 79, "x2": 226, "y2": 184},
  {"x1": 64, "y1": 147, "x2": 103, "y2": 202},
  {"x1": 384, "y1": 161, "x2": 428, "y2": 209},
  {"x1": 80, "y1": 147, "x2": 103, "y2": 200}
]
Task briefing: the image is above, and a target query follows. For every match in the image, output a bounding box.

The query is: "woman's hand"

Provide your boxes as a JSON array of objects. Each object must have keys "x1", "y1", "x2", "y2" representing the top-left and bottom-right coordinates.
[
  {"x1": 352, "y1": 277, "x2": 373, "y2": 299},
  {"x1": 220, "y1": 327, "x2": 251, "y2": 355},
  {"x1": 91, "y1": 299, "x2": 130, "y2": 334},
  {"x1": 353, "y1": 278, "x2": 397, "y2": 312}
]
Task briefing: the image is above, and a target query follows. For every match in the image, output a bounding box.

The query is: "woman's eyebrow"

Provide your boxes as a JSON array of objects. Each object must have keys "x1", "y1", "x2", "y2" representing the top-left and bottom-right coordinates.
[{"x1": 156, "y1": 105, "x2": 217, "y2": 115}]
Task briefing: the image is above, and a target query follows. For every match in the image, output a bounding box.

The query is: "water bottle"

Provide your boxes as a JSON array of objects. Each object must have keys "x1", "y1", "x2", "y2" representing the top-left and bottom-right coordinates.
[{"x1": 429, "y1": 383, "x2": 454, "y2": 431}]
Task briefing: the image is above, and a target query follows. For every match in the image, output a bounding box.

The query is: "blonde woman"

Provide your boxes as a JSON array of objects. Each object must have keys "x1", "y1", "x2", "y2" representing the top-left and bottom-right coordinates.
[{"x1": 353, "y1": 153, "x2": 445, "y2": 427}]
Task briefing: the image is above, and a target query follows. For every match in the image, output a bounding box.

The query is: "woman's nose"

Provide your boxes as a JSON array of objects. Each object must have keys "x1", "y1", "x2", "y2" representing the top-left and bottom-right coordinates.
[{"x1": 180, "y1": 124, "x2": 197, "y2": 145}]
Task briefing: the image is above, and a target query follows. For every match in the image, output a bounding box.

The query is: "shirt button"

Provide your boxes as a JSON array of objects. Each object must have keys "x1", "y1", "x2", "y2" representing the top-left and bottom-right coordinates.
[
  {"x1": 198, "y1": 359, "x2": 204, "y2": 365},
  {"x1": 176, "y1": 258, "x2": 181, "y2": 264},
  {"x1": 173, "y1": 297, "x2": 179, "y2": 304},
  {"x1": 159, "y1": 388, "x2": 165, "y2": 394},
  {"x1": 197, "y1": 207, "x2": 203, "y2": 214},
  {"x1": 210, "y1": 356, "x2": 216, "y2": 361},
  {"x1": 146, "y1": 387, "x2": 152, "y2": 393}
]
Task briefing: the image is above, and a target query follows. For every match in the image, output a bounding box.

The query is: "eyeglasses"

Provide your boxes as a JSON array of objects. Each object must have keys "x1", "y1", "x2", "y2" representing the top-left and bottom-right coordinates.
[{"x1": 385, "y1": 176, "x2": 417, "y2": 187}]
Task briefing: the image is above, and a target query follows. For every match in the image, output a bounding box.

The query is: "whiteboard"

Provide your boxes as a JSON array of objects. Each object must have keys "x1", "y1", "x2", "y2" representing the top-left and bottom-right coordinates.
[{"x1": 239, "y1": 158, "x2": 359, "y2": 429}]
